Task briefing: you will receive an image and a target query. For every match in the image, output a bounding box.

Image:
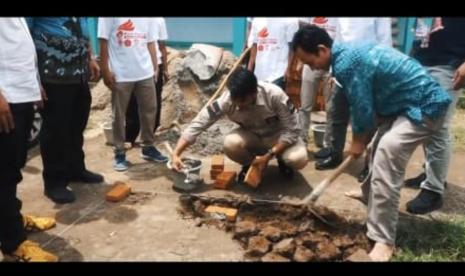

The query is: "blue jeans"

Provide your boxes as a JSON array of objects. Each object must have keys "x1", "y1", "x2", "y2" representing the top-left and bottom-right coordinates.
[{"x1": 421, "y1": 65, "x2": 461, "y2": 194}]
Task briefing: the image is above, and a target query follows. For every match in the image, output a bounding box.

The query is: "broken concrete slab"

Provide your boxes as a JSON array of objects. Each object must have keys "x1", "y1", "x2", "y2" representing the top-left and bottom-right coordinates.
[
  {"x1": 181, "y1": 44, "x2": 223, "y2": 81},
  {"x1": 272, "y1": 238, "x2": 295, "y2": 258},
  {"x1": 261, "y1": 252, "x2": 290, "y2": 262},
  {"x1": 234, "y1": 221, "x2": 257, "y2": 238},
  {"x1": 247, "y1": 236, "x2": 271, "y2": 257},
  {"x1": 294, "y1": 246, "x2": 317, "y2": 262},
  {"x1": 259, "y1": 226, "x2": 282, "y2": 243}
]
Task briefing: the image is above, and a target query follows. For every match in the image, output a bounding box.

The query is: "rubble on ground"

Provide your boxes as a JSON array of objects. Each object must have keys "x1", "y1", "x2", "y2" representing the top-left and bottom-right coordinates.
[{"x1": 178, "y1": 195, "x2": 371, "y2": 262}]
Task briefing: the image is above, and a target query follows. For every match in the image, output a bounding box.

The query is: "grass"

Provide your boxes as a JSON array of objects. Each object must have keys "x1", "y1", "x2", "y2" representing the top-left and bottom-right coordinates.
[{"x1": 393, "y1": 215, "x2": 465, "y2": 261}]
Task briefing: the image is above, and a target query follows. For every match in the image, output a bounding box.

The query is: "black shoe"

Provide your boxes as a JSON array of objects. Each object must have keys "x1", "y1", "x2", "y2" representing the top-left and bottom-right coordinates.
[
  {"x1": 314, "y1": 147, "x2": 331, "y2": 159},
  {"x1": 70, "y1": 170, "x2": 104, "y2": 184},
  {"x1": 45, "y1": 187, "x2": 76, "y2": 204},
  {"x1": 315, "y1": 154, "x2": 342, "y2": 170},
  {"x1": 358, "y1": 165, "x2": 369, "y2": 183},
  {"x1": 406, "y1": 189, "x2": 444, "y2": 215},
  {"x1": 404, "y1": 173, "x2": 426, "y2": 189},
  {"x1": 237, "y1": 165, "x2": 250, "y2": 183},
  {"x1": 277, "y1": 159, "x2": 294, "y2": 179},
  {"x1": 404, "y1": 173, "x2": 448, "y2": 189}
]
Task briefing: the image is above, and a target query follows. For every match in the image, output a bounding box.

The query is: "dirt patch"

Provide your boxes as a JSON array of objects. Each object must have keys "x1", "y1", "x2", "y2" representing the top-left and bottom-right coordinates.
[
  {"x1": 123, "y1": 191, "x2": 155, "y2": 205},
  {"x1": 177, "y1": 195, "x2": 371, "y2": 262}
]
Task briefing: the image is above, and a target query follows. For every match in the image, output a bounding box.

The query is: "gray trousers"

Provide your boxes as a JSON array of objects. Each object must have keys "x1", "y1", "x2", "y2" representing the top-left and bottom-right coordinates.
[
  {"x1": 421, "y1": 65, "x2": 461, "y2": 194},
  {"x1": 111, "y1": 77, "x2": 156, "y2": 154},
  {"x1": 298, "y1": 65, "x2": 332, "y2": 145},
  {"x1": 325, "y1": 85, "x2": 350, "y2": 156},
  {"x1": 360, "y1": 114, "x2": 447, "y2": 245}
]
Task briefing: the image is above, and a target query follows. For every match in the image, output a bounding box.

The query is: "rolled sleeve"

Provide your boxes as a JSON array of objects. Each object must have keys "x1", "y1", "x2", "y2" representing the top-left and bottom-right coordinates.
[{"x1": 182, "y1": 93, "x2": 229, "y2": 144}]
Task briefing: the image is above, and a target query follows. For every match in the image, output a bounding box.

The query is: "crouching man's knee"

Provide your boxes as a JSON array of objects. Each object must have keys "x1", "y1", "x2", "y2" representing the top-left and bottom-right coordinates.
[
  {"x1": 282, "y1": 140, "x2": 309, "y2": 170},
  {"x1": 223, "y1": 129, "x2": 256, "y2": 165}
]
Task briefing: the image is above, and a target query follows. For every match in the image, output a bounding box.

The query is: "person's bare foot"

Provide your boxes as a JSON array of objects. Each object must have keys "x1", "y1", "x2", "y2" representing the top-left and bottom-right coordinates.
[
  {"x1": 345, "y1": 190, "x2": 363, "y2": 199},
  {"x1": 368, "y1": 242, "x2": 395, "y2": 262},
  {"x1": 124, "y1": 142, "x2": 133, "y2": 150},
  {"x1": 344, "y1": 190, "x2": 367, "y2": 205}
]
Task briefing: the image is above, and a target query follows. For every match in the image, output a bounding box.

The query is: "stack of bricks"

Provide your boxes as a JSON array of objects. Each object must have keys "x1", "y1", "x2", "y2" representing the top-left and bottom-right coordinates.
[
  {"x1": 210, "y1": 155, "x2": 237, "y2": 190},
  {"x1": 210, "y1": 155, "x2": 224, "y2": 180}
]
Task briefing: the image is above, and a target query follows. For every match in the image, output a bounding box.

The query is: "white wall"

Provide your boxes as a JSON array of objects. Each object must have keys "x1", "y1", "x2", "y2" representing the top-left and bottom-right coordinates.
[{"x1": 165, "y1": 17, "x2": 234, "y2": 44}]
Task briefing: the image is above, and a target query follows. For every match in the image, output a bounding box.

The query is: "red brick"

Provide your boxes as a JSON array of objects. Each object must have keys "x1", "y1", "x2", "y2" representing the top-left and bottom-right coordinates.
[
  {"x1": 214, "y1": 171, "x2": 237, "y2": 189},
  {"x1": 204, "y1": 205, "x2": 238, "y2": 222},
  {"x1": 106, "y1": 182, "x2": 131, "y2": 202},
  {"x1": 210, "y1": 168, "x2": 223, "y2": 180},
  {"x1": 211, "y1": 155, "x2": 224, "y2": 170},
  {"x1": 244, "y1": 165, "x2": 261, "y2": 188}
]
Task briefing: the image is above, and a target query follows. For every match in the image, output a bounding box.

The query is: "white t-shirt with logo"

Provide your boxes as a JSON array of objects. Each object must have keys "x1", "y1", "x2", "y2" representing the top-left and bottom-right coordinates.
[
  {"x1": 98, "y1": 17, "x2": 158, "y2": 82},
  {"x1": 300, "y1": 17, "x2": 338, "y2": 39},
  {"x1": 248, "y1": 17, "x2": 299, "y2": 82},
  {"x1": 0, "y1": 18, "x2": 40, "y2": 103},
  {"x1": 153, "y1": 17, "x2": 168, "y2": 65},
  {"x1": 335, "y1": 17, "x2": 392, "y2": 47}
]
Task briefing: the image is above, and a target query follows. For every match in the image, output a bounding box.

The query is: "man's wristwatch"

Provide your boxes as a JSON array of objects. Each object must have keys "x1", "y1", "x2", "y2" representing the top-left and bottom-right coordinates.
[{"x1": 267, "y1": 148, "x2": 276, "y2": 159}]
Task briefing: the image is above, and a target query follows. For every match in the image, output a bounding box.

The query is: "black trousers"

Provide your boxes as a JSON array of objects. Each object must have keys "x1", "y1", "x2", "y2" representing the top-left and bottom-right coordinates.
[
  {"x1": 126, "y1": 64, "x2": 164, "y2": 144},
  {"x1": 39, "y1": 82, "x2": 91, "y2": 190},
  {"x1": 0, "y1": 103, "x2": 34, "y2": 254}
]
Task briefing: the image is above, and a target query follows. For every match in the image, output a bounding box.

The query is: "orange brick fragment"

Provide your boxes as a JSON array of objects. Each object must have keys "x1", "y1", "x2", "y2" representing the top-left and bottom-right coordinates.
[
  {"x1": 214, "y1": 171, "x2": 237, "y2": 189},
  {"x1": 211, "y1": 155, "x2": 224, "y2": 170},
  {"x1": 244, "y1": 165, "x2": 261, "y2": 188},
  {"x1": 205, "y1": 205, "x2": 238, "y2": 222},
  {"x1": 210, "y1": 168, "x2": 224, "y2": 180},
  {"x1": 106, "y1": 182, "x2": 132, "y2": 202}
]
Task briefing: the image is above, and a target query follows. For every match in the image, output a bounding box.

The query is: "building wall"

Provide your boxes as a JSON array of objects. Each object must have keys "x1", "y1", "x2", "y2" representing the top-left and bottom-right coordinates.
[{"x1": 165, "y1": 17, "x2": 234, "y2": 50}]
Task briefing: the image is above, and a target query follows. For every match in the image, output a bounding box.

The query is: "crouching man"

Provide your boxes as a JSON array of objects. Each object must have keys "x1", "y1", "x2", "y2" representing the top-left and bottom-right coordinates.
[{"x1": 170, "y1": 67, "x2": 309, "y2": 183}]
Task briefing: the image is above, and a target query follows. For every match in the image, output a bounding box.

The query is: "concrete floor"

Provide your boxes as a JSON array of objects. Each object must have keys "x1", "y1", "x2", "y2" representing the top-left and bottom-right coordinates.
[{"x1": 5, "y1": 129, "x2": 465, "y2": 261}]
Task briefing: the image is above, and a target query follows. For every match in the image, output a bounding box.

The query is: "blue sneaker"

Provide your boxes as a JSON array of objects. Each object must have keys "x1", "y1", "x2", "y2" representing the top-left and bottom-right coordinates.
[
  {"x1": 114, "y1": 154, "x2": 128, "y2": 171},
  {"x1": 141, "y1": 146, "x2": 168, "y2": 162}
]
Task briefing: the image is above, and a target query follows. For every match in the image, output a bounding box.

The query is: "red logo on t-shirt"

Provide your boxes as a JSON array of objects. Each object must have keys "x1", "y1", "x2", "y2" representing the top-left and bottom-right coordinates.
[
  {"x1": 313, "y1": 17, "x2": 328, "y2": 24},
  {"x1": 118, "y1": 19, "x2": 135, "y2": 31},
  {"x1": 258, "y1": 27, "x2": 269, "y2": 38}
]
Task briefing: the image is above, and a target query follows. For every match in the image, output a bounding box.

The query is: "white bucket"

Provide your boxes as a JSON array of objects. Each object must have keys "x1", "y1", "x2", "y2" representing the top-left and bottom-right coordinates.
[
  {"x1": 101, "y1": 122, "x2": 113, "y2": 145},
  {"x1": 311, "y1": 124, "x2": 326, "y2": 148}
]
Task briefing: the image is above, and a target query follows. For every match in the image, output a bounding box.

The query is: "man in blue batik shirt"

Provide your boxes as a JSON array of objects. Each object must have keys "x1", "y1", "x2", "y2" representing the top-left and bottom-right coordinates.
[
  {"x1": 292, "y1": 25, "x2": 451, "y2": 261},
  {"x1": 26, "y1": 18, "x2": 103, "y2": 204}
]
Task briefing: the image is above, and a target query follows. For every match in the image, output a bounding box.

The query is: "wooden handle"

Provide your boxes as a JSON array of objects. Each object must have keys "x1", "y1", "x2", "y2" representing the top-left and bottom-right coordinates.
[
  {"x1": 164, "y1": 141, "x2": 174, "y2": 155},
  {"x1": 302, "y1": 155, "x2": 354, "y2": 205},
  {"x1": 201, "y1": 47, "x2": 252, "y2": 110}
]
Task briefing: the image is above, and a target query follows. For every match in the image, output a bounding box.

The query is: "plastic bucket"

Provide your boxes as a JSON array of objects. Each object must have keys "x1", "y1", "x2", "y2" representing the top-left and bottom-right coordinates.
[
  {"x1": 167, "y1": 158, "x2": 203, "y2": 191},
  {"x1": 311, "y1": 124, "x2": 326, "y2": 148},
  {"x1": 101, "y1": 122, "x2": 113, "y2": 145}
]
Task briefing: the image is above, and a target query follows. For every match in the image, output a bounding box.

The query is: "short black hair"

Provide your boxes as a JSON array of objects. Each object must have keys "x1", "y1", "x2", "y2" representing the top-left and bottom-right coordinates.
[
  {"x1": 227, "y1": 67, "x2": 258, "y2": 99},
  {"x1": 292, "y1": 25, "x2": 333, "y2": 55}
]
